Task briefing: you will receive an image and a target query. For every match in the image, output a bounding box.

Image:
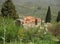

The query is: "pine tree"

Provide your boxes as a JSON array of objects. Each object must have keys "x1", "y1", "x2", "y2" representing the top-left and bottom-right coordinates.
[
  {"x1": 56, "y1": 11, "x2": 60, "y2": 22},
  {"x1": 1, "y1": 0, "x2": 18, "y2": 19},
  {"x1": 45, "y1": 6, "x2": 51, "y2": 23}
]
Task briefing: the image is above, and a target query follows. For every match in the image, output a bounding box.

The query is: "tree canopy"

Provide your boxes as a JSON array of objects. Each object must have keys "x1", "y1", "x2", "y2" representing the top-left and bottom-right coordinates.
[{"x1": 1, "y1": 0, "x2": 18, "y2": 19}]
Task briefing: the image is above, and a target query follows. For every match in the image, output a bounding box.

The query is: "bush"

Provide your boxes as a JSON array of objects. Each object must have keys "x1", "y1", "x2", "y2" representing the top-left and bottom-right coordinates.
[
  {"x1": 0, "y1": 17, "x2": 4, "y2": 41},
  {"x1": 0, "y1": 17, "x2": 19, "y2": 42},
  {"x1": 5, "y1": 23, "x2": 19, "y2": 42},
  {"x1": 0, "y1": 17, "x2": 59, "y2": 44},
  {"x1": 47, "y1": 22, "x2": 60, "y2": 42},
  {"x1": 18, "y1": 25, "x2": 54, "y2": 43},
  {"x1": 18, "y1": 27, "x2": 40, "y2": 42},
  {"x1": 48, "y1": 22, "x2": 60, "y2": 36}
]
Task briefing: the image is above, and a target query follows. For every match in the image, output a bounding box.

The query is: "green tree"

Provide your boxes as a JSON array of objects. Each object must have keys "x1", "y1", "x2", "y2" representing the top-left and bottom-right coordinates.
[
  {"x1": 1, "y1": 0, "x2": 18, "y2": 19},
  {"x1": 45, "y1": 6, "x2": 51, "y2": 23},
  {"x1": 56, "y1": 11, "x2": 60, "y2": 22}
]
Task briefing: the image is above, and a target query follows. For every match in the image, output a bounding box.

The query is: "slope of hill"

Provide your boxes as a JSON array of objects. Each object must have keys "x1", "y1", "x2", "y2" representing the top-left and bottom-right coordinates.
[{"x1": 0, "y1": 0, "x2": 60, "y2": 21}]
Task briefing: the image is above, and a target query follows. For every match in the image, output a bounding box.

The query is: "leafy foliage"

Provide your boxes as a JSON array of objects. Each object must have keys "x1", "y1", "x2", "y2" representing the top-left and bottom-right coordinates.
[
  {"x1": 0, "y1": 17, "x2": 59, "y2": 44},
  {"x1": 0, "y1": 17, "x2": 19, "y2": 42},
  {"x1": 1, "y1": 0, "x2": 18, "y2": 19}
]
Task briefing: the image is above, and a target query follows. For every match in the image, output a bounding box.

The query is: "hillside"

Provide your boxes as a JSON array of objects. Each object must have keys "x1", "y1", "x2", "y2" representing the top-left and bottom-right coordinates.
[
  {"x1": 0, "y1": 0, "x2": 60, "y2": 21},
  {"x1": 13, "y1": 0, "x2": 60, "y2": 21}
]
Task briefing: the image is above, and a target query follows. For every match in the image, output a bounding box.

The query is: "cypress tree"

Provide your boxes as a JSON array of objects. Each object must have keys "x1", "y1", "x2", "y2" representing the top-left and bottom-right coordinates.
[
  {"x1": 56, "y1": 11, "x2": 60, "y2": 22},
  {"x1": 1, "y1": 0, "x2": 18, "y2": 19},
  {"x1": 45, "y1": 6, "x2": 51, "y2": 23}
]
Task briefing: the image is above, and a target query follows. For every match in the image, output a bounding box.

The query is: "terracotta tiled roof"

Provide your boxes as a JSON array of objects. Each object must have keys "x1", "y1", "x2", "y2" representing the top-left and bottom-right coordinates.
[{"x1": 23, "y1": 16, "x2": 41, "y2": 24}]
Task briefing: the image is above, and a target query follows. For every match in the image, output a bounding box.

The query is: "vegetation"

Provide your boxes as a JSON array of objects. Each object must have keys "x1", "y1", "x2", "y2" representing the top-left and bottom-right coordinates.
[
  {"x1": 0, "y1": 0, "x2": 60, "y2": 44},
  {"x1": 0, "y1": 17, "x2": 19, "y2": 42},
  {"x1": 56, "y1": 11, "x2": 60, "y2": 22},
  {"x1": 45, "y1": 6, "x2": 51, "y2": 23},
  {"x1": 0, "y1": 17, "x2": 60, "y2": 44},
  {"x1": 1, "y1": 0, "x2": 18, "y2": 19}
]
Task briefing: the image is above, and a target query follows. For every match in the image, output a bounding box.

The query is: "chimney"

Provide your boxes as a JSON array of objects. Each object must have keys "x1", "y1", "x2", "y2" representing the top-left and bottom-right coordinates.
[{"x1": 35, "y1": 19, "x2": 37, "y2": 25}]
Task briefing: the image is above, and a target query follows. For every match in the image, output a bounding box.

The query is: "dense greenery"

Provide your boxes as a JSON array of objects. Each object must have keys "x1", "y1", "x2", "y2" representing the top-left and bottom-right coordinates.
[
  {"x1": 1, "y1": 0, "x2": 18, "y2": 19},
  {"x1": 0, "y1": 17, "x2": 19, "y2": 42},
  {"x1": 0, "y1": 17, "x2": 60, "y2": 44}
]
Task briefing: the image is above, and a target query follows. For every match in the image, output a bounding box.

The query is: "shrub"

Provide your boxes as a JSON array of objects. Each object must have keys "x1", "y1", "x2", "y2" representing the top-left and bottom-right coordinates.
[
  {"x1": 0, "y1": 17, "x2": 19, "y2": 42},
  {"x1": 47, "y1": 22, "x2": 60, "y2": 42},
  {"x1": 18, "y1": 27, "x2": 40, "y2": 42},
  {"x1": 18, "y1": 25, "x2": 54, "y2": 43},
  {"x1": 5, "y1": 22, "x2": 19, "y2": 42},
  {"x1": 48, "y1": 22, "x2": 60, "y2": 36}
]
